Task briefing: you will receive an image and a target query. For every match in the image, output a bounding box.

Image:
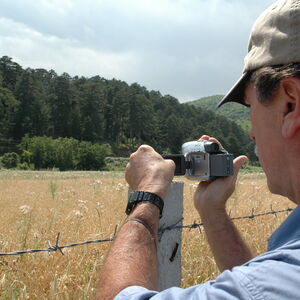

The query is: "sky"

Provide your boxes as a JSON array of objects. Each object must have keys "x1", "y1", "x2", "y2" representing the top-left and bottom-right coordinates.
[{"x1": 0, "y1": 0, "x2": 275, "y2": 102}]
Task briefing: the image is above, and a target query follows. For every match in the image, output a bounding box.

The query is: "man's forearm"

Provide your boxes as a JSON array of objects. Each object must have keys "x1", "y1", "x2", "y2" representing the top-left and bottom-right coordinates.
[
  {"x1": 199, "y1": 208, "x2": 253, "y2": 272},
  {"x1": 96, "y1": 203, "x2": 159, "y2": 300}
]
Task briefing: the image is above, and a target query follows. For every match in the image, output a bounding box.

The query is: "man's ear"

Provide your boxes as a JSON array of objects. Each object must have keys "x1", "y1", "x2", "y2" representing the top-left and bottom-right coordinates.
[{"x1": 281, "y1": 77, "x2": 300, "y2": 139}]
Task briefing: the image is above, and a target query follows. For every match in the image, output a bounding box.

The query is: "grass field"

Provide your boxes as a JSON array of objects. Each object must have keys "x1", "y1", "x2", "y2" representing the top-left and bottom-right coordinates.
[{"x1": 0, "y1": 170, "x2": 294, "y2": 299}]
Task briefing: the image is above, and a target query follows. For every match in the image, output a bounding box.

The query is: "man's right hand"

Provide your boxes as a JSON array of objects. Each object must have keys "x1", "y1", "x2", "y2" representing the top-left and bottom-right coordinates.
[
  {"x1": 125, "y1": 145, "x2": 175, "y2": 199},
  {"x1": 193, "y1": 135, "x2": 253, "y2": 271},
  {"x1": 194, "y1": 135, "x2": 248, "y2": 214}
]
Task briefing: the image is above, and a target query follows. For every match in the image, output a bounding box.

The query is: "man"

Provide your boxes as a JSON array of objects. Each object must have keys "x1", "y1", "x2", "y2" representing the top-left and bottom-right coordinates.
[{"x1": 97, "y1": 0, "x2": 300, "y2": 298}]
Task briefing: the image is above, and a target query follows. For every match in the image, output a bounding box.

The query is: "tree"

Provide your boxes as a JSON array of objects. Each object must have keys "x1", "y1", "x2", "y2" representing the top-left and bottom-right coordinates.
[
  {"x1": 127, "y1": 94, "x2": 157, "y2": 150},
  {"x1": 14, "y1": 69, "x2": 50, "y2": 138},
  {"x1": 111, "y1": 88, "x2": 130, "y2": 144},
  {"x1": 0, "y1": 56, "x2": 23, "y2": 91},
  {"x1": 0, "y1": 87, "x2": 20, "y2": 140},
  {"x1": 49, "y1": 73, "x2": 75, "y2": 137},
  {"x1": 78, "y1": 77, "x2": 106, "y2": 142},
  {"x1": 103, "y1": 88, "x2": 114, "y2": 142},
  {"x1": 163, "y1": 114, "x2": 184, "y2": 153}
]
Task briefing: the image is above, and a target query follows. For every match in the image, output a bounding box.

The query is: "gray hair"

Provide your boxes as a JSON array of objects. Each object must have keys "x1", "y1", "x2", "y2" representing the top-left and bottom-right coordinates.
[{"x1": 250, "y1": 63, "x2": 300, "y2": 103}]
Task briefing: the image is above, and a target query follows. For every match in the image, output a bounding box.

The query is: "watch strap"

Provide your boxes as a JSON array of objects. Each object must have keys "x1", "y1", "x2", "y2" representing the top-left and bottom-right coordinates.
[{"x1": 126, "y1": 191, "x2": 164, "y2": 218}]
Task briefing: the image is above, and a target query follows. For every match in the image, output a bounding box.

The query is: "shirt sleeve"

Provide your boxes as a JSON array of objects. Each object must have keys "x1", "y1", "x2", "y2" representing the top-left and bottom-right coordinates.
[{"x1": 114, "y1": 268, "x2": 257, "y2": 300}]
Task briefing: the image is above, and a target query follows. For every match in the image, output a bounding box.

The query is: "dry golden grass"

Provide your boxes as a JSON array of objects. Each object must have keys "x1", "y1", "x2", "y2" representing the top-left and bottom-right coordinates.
[{"x1": 0, "y1": 170, "x2": 295, "y2": 299}]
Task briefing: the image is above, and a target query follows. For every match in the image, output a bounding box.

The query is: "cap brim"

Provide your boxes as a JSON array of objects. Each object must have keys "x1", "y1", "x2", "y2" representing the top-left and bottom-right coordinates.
[{"x1": 217, "y1": 72, "x2": 250, "y2": 108}]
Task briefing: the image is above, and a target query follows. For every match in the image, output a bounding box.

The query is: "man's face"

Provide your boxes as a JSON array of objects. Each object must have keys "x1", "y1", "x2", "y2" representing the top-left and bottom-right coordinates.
[{"x1": 244, "y1": 83, "x2": 286, "y2": 196}]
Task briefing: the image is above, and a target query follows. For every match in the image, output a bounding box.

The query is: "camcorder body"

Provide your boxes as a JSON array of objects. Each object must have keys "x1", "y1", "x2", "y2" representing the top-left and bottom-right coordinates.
[{"x1": 164, "y1": 140, "x2": 233, "y2": 181}]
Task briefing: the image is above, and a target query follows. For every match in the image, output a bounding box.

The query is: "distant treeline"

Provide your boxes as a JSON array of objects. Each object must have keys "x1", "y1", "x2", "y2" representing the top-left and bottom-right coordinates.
[{"x1": 0, "y1": 56, "x2": 256, "y2": 169}]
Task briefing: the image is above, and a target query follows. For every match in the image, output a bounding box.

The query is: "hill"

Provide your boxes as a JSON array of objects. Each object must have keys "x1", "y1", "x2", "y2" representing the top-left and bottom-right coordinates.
[
  {"x1": 0, "y1": 56, "x2": 256, "y2": 165},
  {"x1": 186, "y1": 95, "x2": 251, "y2": 132}
]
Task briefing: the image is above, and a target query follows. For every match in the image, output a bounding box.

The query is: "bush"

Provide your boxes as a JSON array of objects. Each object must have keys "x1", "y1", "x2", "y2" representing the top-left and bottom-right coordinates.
[
  {"x1": 18, "y1": 136, "x2": 112, "y2": 170},
  {"x1": 53, "y1": 138, "x2": 79, "y2": 170},
  {"x1": 104, "y1": 157, "x2": 128, "y2": 171},
  {"x1": 17, "y1": 162, "x2": 34, "y2": 170},
  {"x1": 77, "y1": 142, "x2": 112, "y2": 170},
  {"x1": 0, "y1": 152, "x2": 20, "y2": 168}
]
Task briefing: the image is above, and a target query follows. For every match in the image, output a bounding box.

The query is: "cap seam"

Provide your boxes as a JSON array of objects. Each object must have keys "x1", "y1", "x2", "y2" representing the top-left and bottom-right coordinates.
[{"x1": 290, "y1": 0, "x2": 300, "y2": 63}]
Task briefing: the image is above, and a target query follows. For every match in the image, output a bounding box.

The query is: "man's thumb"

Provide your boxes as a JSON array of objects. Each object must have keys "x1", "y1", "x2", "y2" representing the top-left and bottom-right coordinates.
[{"x1": 233, "y1": 155, "x2": 248, "y2": 176}]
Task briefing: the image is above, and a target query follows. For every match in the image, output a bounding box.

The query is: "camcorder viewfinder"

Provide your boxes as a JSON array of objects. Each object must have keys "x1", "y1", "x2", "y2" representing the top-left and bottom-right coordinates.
[{"x1": 163, "y1": 140, "x2": 234, "y2": 181}]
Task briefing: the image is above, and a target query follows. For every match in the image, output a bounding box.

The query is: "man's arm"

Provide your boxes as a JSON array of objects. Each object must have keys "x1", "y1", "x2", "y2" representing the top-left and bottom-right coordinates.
[
  {"x1": 96, "y1": 202, "x2": 160, "y2": 299},
  {"x1": 194, "y1": 136, "x2": 254, "y2": 272},
  {"x1": 96, "y1": 145, "x2": 175, "y2": 300}
]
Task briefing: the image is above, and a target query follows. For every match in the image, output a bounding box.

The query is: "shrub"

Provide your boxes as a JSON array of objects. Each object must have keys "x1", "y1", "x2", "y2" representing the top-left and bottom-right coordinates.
[
  {"x1": 0, "y1": 152, "x2": 20, "y2": 168},
  {"x1": 17, "y1": 162, "x2": 34, "y2": 170},
  {"x1": 77, "y1": 142, "x2": 112, "y2": 170},
  {"x1": 104, "y1": 157, "x2": 128, "y2": 171},
  {"x1": 18, "y1": 136, "x2": 112, "y2": 170}
]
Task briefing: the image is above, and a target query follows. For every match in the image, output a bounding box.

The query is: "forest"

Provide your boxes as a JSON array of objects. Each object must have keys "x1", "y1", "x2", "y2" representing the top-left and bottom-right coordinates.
[{"x1": 0, "y1": 56, "x2": 256, "y2": 170}]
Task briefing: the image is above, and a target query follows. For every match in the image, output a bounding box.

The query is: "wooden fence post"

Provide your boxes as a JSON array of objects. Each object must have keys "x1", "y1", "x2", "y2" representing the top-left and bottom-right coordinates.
[{"x1": 158, "y1": 181, "x2": 184, "y2": 291}]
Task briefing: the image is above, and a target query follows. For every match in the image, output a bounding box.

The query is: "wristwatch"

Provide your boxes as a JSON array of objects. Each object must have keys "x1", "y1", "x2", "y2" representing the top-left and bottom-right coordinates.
[{"x1": 125, "y1": 191, "x2": 164, "y2": 218}]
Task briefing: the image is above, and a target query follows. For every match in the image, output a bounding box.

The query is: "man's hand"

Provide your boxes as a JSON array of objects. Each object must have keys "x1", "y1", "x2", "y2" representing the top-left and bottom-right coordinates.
[
  {"x1": 125, "y1": 145, "x2": 175, "y2": 199},
  {"x1": 194, "y1": 135, "x2": 248, "y2": 213},
  {"x1": 193, "y1": 135, "x2": 252, "y2": 271}
]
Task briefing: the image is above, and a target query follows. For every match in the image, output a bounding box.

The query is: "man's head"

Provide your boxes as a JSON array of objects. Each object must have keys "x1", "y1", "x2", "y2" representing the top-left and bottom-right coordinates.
[
  {"x1": 218, "y1": 0, "x2": 300, "y2": 107},
  {"x1": 218, "y1": 0, "x2": 300, "y2": 202},
  {"x1": 244, "y1": 75, "x2": 300, "y2": 200}
]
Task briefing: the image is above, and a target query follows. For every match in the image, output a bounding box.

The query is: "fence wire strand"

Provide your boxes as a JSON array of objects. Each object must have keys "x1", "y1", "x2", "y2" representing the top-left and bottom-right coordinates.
[{"x1": 0, "y1": 207, "x2": 294, "y2": 257}]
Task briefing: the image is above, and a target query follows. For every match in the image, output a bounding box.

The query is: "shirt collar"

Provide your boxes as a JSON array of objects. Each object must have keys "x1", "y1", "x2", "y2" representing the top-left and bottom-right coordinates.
[{"x1": 268, "y1": 206, "x2": 300, "y2": 251}]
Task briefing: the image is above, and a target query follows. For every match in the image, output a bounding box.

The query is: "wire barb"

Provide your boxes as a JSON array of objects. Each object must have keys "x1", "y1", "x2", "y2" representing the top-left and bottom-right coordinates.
[{"x1": 158, "y1": 217, "x2": 184, "y2": 241}]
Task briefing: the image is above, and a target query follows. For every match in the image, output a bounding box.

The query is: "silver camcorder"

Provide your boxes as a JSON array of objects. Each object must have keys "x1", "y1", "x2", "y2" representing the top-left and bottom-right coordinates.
[{"x1": 163, "y1": 140, "x2": 234, "y2": 181}]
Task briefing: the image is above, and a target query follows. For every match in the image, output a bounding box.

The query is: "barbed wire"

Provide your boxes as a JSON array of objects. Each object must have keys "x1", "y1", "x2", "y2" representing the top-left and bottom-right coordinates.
[
  {"x1": 159, "y1": 207, "x2": 295, "y2": 236},
  {"x1": 0, "y1": 235, "x2": 113, "y2": 257},
  {"x1": 0, "y1": 207, "x2": 294, "y2": 257}
]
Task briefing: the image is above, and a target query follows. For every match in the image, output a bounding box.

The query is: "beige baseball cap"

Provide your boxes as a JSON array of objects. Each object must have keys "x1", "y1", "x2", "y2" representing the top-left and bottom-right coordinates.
[{"x1": 218, "y1": 0, "x2": 300, "y2": 107}]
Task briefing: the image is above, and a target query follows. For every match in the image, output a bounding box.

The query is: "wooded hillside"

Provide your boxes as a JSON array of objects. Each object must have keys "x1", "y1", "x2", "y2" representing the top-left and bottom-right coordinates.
[
  {"x1": 187, "y1": 95, "x2": 251, "y2": 132},
  {"x1": 0, "y1": 56, "x2": 256, "y2": 169}
]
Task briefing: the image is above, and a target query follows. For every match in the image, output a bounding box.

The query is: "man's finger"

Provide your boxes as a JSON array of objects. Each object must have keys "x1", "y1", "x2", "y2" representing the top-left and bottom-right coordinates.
[
  {"x1": 198, "y1": 135, "x2": 210, "y2": 141},
  {"x1": 233, "y1": 156, "x2": 248, "y2": 176},
  {"x1": 208, "y1": 137, "x2": 223, "y2": 148}
]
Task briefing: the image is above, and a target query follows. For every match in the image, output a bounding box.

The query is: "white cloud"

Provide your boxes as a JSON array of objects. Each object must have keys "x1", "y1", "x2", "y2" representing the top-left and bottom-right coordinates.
[
  {"x1": 0, "y1": 0, "x2": 275, "y2": 101},
  {"x1": 0, "y1": 17, "x2": 138, "y2": 80}
]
